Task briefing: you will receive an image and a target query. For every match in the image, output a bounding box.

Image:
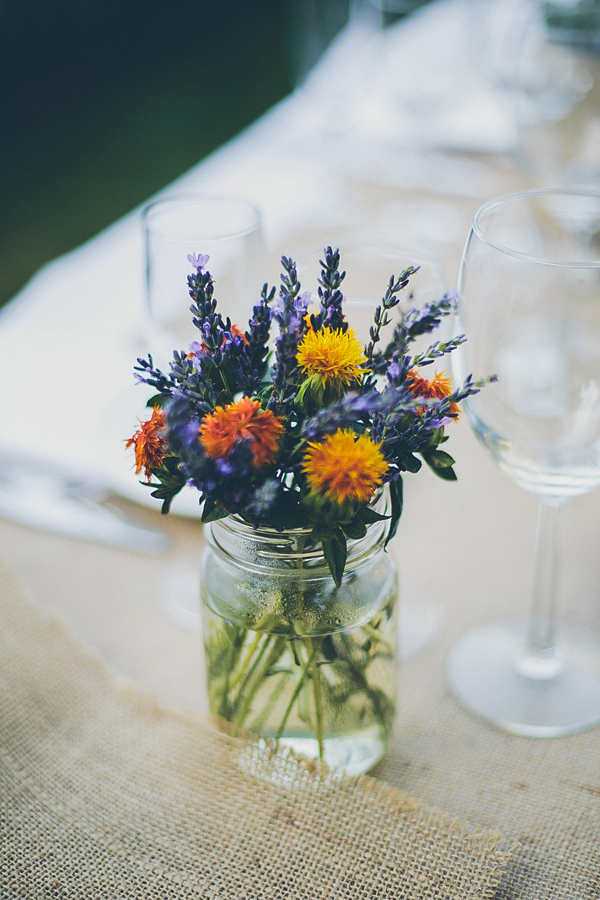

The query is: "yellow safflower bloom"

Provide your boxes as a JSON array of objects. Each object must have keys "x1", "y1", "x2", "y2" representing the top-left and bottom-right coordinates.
[{"x1": 297, "y1": 326, "x2": 367, "y2": 388}]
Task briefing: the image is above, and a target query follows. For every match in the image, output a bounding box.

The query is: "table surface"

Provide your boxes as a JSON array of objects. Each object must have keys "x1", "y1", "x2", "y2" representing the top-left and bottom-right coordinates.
[{"x1": 2, "y1": 11, "x2": 600, "y2": 897}]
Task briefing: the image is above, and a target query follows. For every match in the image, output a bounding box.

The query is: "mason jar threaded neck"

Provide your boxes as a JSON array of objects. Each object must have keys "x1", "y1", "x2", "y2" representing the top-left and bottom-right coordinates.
[{"x1": 204, "y1": 489, "x2": 390, "y2": 579}]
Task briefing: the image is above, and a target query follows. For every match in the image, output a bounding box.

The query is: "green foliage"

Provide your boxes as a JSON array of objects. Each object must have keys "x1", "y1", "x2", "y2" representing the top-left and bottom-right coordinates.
[
  {"x1": 146, "y1": 456, "x2": 186, "y2": 514},
  {"x1": 310, "y1": 525, "x2": 348, "y2": 588},
  {"x1": 385, "y1": 477, "x2": 403, "y2": 548},
  {"x1": 421, "y1": 448, "x2": 457, "y2": 481},
  {"x1": 201, "y1": 498, "x2": 230, "y2": 523}
]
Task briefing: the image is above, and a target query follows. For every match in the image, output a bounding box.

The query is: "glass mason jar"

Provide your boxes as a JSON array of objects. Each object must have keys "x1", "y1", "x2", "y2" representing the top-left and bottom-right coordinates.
[{"x1": 200, "y1": 491, "x2": 398, "y2": 776}]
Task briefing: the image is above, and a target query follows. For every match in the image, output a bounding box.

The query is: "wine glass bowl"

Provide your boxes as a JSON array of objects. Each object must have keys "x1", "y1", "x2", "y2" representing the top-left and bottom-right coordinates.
[
  {"x1": 448, "y1": 189, "x2": 600, "y2": 736},
  {"x1": 455, "y1": 190, "x2": 600, "y2": 500}
]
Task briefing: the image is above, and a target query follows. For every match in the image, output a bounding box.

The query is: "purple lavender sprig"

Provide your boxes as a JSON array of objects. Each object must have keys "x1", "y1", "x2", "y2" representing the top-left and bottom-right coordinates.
[
  {"x1": 370, "y1": 292, "x2": 457, "y2": 376},
  {"x1": 375, "y1": 373, "x2": 497, "y2": 473},
  {"x1": 310, "y1": 247, "x2": 347, "y2": 333},
  {"x1": 187, "y1": 265, "x2": 232, "y2": 363},
  {"x1": 134, "y1": 351, "x2": 216, "y2": 414},
  {"x1": 299, "y1": 391, "x2": 384, "y2": 442},
  {"x1": 134, "y1": 354, "x2": 174, "y2": 395},
  {"x1": 268, "y1": 257, "x2": 310, "y2": 414},
  {"x1": 365, "y1": 266, "x2": 418, "y2": 365},
  {"x1": 445, "y1": 373, "x2": 498, "y2": 409},
  {"x1": 234, "y1": 283, "x2": 275, "y2": 396},
  {"x1": 411, "y1": 335, "x2": 466, "y2": 369}
]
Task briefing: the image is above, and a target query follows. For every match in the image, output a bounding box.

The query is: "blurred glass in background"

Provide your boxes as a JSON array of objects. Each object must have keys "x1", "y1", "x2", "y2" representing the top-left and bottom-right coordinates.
[
  {"x1": 286, "y1": 0, "x2": 434, "y2": 86},
  {"x1": 545, "y1": 0, "x2": 600, "y2": 51}
]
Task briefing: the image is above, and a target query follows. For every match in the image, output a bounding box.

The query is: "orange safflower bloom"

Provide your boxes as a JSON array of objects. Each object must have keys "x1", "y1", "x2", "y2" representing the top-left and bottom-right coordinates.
[
  {"x1": 405, "y1": 369, "x2": 460, "y2": 419},
  {"x1": 200, "y1": 397, "x2": 285, "y2": 470},
  {"x1": 230, "y1": 323, "x2": 249, "y2": 344},
  {"x1": 302, "y1": 429, "x2": 388, "y2": 504},
  {"x1": 126, "y1": 407, "x2": 167, "y2": 481}
]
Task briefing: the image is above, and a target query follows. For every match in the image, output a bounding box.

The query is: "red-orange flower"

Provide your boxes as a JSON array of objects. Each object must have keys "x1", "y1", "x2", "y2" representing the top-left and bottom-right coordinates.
[
  {"x1": 126, "y1": 407, "x2": 167, "y2": 481},
  {"x1": 199, "y1": 397, "x2": 285, "y2": 469},
  {"x1": 405, "y1": 369, "x2": 460, "y2": 419}
]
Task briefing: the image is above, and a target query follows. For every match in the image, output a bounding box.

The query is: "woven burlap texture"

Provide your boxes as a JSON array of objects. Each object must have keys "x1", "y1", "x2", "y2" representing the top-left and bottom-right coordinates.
[{"x1": 0, "y1": 561, "x2": 508, "y2": 900}]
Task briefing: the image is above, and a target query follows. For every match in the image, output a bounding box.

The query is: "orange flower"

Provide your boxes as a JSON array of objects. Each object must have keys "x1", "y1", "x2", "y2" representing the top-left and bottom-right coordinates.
[
  {"x1": 126, "y1": 407, "x2": 167, "y2": 481},
  {"x1": 302, "y1": 430, "x2": 388, "y2": 504},
  {"x1": 405, "y1": 369, "x2": 460, "y2": 419},
  {"x1": 230, "y1": 323, "x2": 249, "y2": 345},
  {"x1": 200, "y1": 397, "x2": 285, "y2": 469}
]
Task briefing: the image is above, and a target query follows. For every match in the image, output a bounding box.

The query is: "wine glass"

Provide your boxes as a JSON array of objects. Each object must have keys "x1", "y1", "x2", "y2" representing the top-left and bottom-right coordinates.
[
  {"x1": 448, "y1": 188, "x2": 600, "y2": 736},
  {"x1": 296, "y1": 243, "x2": 444, "y2": 660},
  {"x1": 142, "y1": 196, "x2": 265, "y2": 366}
]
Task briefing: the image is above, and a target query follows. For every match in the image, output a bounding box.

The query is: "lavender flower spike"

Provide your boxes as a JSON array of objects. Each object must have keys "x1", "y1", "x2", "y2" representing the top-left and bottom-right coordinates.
[{"x1": 187, "y1": 252, "x2": 210, "y2": 272}]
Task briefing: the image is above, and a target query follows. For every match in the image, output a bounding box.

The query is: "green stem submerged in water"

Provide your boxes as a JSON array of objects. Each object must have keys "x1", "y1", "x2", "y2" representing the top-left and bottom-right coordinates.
[{"x1": 205, "y1": 601, "x2": 396, "y2": 752}]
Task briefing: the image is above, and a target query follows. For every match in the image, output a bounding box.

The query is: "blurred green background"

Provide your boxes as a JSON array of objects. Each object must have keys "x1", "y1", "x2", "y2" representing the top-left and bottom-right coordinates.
[{"x1": 0, "y1": 0, "x2": 296, "y2": 310}]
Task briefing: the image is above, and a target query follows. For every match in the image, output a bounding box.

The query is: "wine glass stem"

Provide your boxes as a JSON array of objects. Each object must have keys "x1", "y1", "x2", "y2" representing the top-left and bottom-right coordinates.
[{"x1": 527, "y1": 499, "x2": 560, "y2": 660}]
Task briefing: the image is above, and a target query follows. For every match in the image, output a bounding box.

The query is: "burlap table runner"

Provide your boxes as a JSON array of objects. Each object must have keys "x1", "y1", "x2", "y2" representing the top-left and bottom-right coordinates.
[{"x1": 0, "y1": 559, "x2": 508, "y2": 899}]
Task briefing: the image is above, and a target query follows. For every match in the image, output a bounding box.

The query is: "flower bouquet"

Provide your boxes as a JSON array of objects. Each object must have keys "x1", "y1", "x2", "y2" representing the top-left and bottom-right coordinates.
[{"x1": 128, "y1": 247, "x2": 490, "y2": 773}]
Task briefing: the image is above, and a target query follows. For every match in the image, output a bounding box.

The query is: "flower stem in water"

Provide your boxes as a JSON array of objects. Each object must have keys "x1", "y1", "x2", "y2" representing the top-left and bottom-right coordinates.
[
  {"x1": 233, "y1": 635, "x2": 287, "y2": 728},
  {"x1": 228, "y1": 630, "x2": 263, "y2": 692},
  {"x1": 304, "y1": 637, "x2": 325, "y2": 760},
  {"x1": 276, "y1": 641, "x2": 318, "y2": 741}
]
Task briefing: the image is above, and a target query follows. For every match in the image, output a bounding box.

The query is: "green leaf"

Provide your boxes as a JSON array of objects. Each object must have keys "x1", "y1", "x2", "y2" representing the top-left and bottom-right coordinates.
[
  {"x1": 400, "y1": 454, "x2": 422, "y2": 474},
  {"x1": 430, "y1": 465, "x2": 457, "y2": 481},
  {"x1": 320, "y1": 527, "x2": 348, "y2": 588},
  {"x1": 385, "y1": 477, "x2": 403, "y2": 548},
  {"x1": 342, "y1": 519, "x2": 367, "y2": 540},
  {"x1": 422, "y1": 449, "x2": 455, "y2": 470},
  {"x1": 310, "y1": 524, "x2": 333, "y2": 544},
  {"x1": 201, "y1": 499, "x2": 230, "y2": 523},
  {"x1": 258, "y1": 384, "x2": 273, "y2": 406},
  {"x1": 423, "y1": 426, "x2": 446, "y2": 448},
  {"x1": 146, "y1": 394, "x2": 167, "y2": 408},
  {"x1": 358, "y1": 506, "x2": 391, "y2": 525}
]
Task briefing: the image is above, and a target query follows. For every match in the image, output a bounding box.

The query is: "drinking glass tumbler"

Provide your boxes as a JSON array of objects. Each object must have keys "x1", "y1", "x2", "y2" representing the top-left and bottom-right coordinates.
[{"x1": 143, "y1": 197, "x2": 265, "y2": 364}]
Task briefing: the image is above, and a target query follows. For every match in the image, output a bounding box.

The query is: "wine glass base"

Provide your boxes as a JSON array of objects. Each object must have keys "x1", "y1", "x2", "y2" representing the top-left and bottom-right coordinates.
[
  {"x1": 446, "y1": 620, "x2": 600, "y2": 737},
  {"x1": 398, "y1": 593, "x2": 441, "y2": 661},
  {"x1": 159, "y1": 562, "x2": 202, "y2": 631}
]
